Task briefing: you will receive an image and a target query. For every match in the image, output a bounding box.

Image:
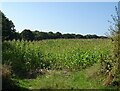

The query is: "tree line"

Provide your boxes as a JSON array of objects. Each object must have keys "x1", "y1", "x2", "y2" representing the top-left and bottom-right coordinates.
[{"x1": 2, "y1": 11, "x2": 107, "y2": 41}]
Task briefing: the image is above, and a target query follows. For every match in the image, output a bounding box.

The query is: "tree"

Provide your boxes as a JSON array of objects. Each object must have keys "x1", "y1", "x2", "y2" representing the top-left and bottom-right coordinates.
[
  {"x1": 39, "y1": 32, "x2": 49, "y2": 39},
  {"x1": 105, "y1": 5, "x2": 120, "y2": 86},
  {"x1": 48, "y1": 31, "x2": 55, "y2": 39},
  {"x1": 62, "y1": 33, "x2": 75, "y2": 39},
  {"x1": 76, "y1": 34, "x2": 84, "y2": 39},
  {"x1": 1, "y1": 11, "x2": 17, "y2": 40},
  {"x1": 13, "y1": 32, "x2": 21, "y2": 40},
  {"x1": 33, "y1": 30, "x2": 41, "y2": 40},
  {"x1": 55, "y1": 32, "x2": 62, "y2": 39},
  {"x1": 20, "y1": 29, "x2": 34, "y2": 41},
  {"x1": 84, "y1": 34, "x2": 99, "y2": 39}
]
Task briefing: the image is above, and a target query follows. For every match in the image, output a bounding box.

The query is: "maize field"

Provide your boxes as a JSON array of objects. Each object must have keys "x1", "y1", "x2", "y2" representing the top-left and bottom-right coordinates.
[{"x1": 3, "y1": 39, "x2": 112, "y2": 77}]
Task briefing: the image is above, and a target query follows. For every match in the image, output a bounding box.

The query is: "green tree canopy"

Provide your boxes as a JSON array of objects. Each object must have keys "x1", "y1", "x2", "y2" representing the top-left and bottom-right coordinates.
[
  {"x1": 20, "y1": 29, "x2": 34, "y2": 41},
  {"x1": 2, "y1": 11, "x2": 16, "y2": 40}
]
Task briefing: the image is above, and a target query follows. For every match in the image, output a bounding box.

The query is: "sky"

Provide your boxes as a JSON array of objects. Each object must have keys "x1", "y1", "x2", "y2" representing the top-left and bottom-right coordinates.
[{"x1": 1, "y1": 2, "x2": 118, "y2": 36}]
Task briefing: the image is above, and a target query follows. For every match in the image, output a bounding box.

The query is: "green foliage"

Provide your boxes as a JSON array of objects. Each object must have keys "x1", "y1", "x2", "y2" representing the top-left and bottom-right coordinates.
[
  {"x1": 1, "y1": 11, "x2": 17, "y2": 40},
  {"x1": 108, "y1": 6, "x2": 120, "y2": 82},
  {"x1": 3, "y1": 39, "x2": 111, "y2": 78},
  {"x1": 3, "y1": 40, "x2": 46, "y2": 77},
  {"x1": 20, "y1": 29, "x2": 34, "y2": 41}
]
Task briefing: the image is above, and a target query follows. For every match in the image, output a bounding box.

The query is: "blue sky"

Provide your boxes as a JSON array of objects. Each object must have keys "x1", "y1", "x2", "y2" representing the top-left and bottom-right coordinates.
[{"x1": 1, "y1": 2, "x2": 117, "y2": 35}]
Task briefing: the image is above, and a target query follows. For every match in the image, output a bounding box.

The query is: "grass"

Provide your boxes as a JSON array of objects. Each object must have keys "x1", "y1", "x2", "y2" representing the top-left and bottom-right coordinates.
[
  {"x1": 3, "y1": 39, "x2": 120, "y2": 90},
  {"x1": 13, "y1": 63, "x2": 118, "y2": 90}
]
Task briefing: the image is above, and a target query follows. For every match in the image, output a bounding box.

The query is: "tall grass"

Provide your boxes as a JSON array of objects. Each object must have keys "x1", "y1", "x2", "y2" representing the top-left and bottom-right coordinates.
[{"x1": 3, "y1": 39, "x2": 111, "y2": 78}]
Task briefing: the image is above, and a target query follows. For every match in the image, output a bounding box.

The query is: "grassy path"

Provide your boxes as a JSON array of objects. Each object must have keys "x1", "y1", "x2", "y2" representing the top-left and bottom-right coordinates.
[{"x1": 14, "y1": 64, "x2": 117, "y2": 90}]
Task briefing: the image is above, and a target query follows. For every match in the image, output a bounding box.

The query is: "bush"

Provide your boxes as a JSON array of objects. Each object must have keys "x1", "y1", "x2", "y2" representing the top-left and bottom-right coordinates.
[{"x1": 2, "y1": 64, "x2": 14, "y2": 89}]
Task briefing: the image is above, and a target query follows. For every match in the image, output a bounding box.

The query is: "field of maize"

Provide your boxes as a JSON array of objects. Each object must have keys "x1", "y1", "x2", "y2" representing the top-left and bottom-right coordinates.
[{"x1": 3, "y1": 39, "x2": 112, "y2": 78}]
